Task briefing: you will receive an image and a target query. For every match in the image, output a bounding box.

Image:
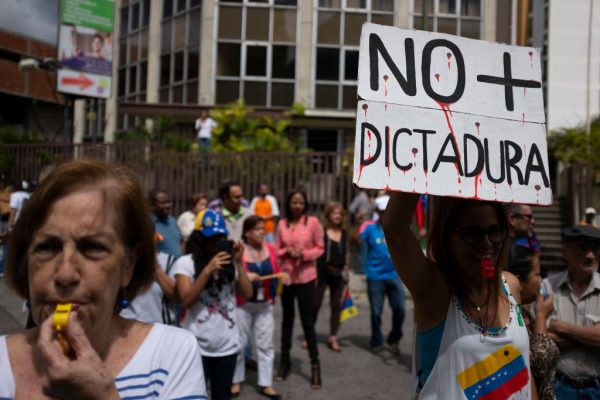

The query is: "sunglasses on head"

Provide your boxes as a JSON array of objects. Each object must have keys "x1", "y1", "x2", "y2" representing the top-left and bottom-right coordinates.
[{"x1": 456, "y1": 225, "x2": 507, "y2": 245}]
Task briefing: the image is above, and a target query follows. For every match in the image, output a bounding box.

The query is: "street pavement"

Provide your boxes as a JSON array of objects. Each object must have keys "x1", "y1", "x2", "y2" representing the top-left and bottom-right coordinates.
[{"x1": 0, "y1": 273, "x2": 415, "y2": 399}]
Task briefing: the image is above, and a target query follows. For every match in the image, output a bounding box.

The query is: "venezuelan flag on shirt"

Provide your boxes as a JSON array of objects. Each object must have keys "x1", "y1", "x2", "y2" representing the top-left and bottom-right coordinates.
[
  {"x1": 456, "y1": 344, "x2": 529, "y2": 400},
  {"x1": 339, "y1": 288, "x2": 358, "y2": 322}
]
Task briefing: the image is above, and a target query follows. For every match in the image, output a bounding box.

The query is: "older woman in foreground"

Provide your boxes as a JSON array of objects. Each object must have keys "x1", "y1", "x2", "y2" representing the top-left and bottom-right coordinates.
[{"x1": 0, "y1": 160, "x2": 206, "y2": 399}]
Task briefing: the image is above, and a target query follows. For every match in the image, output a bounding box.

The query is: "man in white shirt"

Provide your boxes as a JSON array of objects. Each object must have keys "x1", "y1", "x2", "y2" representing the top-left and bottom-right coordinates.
[
  {"x1": 194, "y1": 110, "x2": 218, "y2": 152},
  {"x1": 8, "y1": 180, "x2": 30, "y2": 228}
]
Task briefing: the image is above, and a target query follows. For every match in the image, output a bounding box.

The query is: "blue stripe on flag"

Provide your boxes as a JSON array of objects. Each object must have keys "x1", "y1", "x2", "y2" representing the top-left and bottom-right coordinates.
[
  {"x1": 463, "y1": 355, "x2": 527, "y2": 400},
  {"x1": 342, "y1": 297, "x2": 354, "y2": 309}
]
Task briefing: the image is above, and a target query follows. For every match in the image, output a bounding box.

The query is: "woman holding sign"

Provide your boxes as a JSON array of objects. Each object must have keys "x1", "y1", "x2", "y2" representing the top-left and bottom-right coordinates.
[{"x1": 382, "y1": 193, "x2": 532, "y2": 399}]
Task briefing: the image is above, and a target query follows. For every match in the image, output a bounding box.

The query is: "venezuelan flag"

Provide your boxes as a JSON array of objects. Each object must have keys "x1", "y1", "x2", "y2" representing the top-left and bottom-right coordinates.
[
  {"x1": 456, "y1": 344, "x2": 529, "y2": 400},
  {"x1": 339, "y1": 288, "x2": 358, "y2": 322}
]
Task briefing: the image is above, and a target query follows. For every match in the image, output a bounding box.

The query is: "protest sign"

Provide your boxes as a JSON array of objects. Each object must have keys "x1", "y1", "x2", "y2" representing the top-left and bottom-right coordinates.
[{"x1": 353, "y1": 23, "x2": 551, "y2": 205}]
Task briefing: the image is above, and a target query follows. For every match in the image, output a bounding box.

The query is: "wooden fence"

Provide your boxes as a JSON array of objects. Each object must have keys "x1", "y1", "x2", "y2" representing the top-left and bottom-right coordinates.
[{"x1": 0, "y1": 143, "x2": 358, "y2": 216}]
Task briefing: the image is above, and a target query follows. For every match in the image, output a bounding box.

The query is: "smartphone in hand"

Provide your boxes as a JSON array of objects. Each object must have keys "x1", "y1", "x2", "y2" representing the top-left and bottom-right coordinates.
[{"x1": 216, "y1": 239, "x2": 235, "y2": 280}]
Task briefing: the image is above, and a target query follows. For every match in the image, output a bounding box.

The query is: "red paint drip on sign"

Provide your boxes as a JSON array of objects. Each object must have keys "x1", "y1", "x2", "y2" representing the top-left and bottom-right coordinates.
[
  {"x1": 435, "y1": 101, "x2": 462, "y2": 170},
  {"x1": 474, "y1": 173, "x2": 482, "y2": 199},
  {"x1": 383, "y1": 75, "x2": 389, "y2": 96},
  {"x1": 529, "y1": 51, "x2": 533, "y2": 67}
]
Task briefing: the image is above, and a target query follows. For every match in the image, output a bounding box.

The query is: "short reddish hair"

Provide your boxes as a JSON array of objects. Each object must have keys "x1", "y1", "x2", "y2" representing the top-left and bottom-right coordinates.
[{"x1": 6, "y1": 159, "x2": 156, "y2": 303}]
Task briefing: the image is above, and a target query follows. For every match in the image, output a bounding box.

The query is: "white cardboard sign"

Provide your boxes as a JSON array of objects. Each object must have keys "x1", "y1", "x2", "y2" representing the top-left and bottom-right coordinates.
[{"x1": 353, "y1": 23, "x2": 552, "y2": 205}]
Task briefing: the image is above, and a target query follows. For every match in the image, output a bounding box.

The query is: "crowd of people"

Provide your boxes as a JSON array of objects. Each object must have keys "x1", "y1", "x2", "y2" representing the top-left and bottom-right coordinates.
[{"x1": 0, "y1": 159, "x2": 599, "y2": 400}]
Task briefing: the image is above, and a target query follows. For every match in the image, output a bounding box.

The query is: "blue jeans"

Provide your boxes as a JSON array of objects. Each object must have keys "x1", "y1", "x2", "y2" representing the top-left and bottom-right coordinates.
[
  {"x1": 556, "y1": 379, "x2": 600, "y2": 400},
  {"x1": 198, "y1": 137, "x2": 211, "y2": 152},
  {"x1": 367, "y1": 277, "x2": 405, "y2": 348}
]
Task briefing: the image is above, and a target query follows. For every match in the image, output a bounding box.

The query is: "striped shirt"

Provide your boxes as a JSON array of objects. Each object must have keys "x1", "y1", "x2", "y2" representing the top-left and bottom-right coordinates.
[{"x1": 0, "y1": 324, "x2": 207, "y2": 399}]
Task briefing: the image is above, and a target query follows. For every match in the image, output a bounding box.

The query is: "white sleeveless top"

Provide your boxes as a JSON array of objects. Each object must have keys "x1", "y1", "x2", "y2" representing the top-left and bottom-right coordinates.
[{"x1": 419, "y1": 278, "x2": 532, "y2": 400}]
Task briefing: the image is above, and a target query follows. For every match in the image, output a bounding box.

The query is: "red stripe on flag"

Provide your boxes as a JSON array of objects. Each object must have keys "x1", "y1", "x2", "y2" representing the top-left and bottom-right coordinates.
[{"x1": 478, "y1": 368, "x2": 529, "y2": 400}]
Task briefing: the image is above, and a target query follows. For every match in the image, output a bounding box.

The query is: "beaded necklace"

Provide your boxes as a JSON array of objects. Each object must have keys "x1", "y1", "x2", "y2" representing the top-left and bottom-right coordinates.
[{"x1": 456, "y1": 278, "x2": 514, "y2": 342}]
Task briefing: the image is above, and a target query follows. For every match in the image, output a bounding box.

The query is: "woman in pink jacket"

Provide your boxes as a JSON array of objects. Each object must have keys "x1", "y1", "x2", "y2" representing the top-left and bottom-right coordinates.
[{"x1": 274, "y1": 188, "x2": 324, "y2": 389}]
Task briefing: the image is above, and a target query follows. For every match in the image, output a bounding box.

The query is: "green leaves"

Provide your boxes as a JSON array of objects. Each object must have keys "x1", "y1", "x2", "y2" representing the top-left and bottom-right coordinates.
[
  {"x1": 210, "y1": 99, "x2": 297, "y2": 152},
  {"x1": 548, "y1": 115, "x2": 600, "y2": 172}
]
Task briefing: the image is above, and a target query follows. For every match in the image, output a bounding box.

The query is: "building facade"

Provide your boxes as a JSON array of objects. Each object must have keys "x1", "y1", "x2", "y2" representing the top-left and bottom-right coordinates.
[
  {"x1": 522, "y1": 0, "x2": 599, "y2": 132},
  {"x1": 0, "y1": 29, "x2": 64, "y2": 141},
  {"x1": 106, "y1": 0, "x2": 512, "y2": 150}
]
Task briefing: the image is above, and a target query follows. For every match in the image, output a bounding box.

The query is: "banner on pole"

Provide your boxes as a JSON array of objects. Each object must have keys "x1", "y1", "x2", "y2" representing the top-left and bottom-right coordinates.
[{"x1": 353, "y1": 23, "x2": 551, "y2": 205}]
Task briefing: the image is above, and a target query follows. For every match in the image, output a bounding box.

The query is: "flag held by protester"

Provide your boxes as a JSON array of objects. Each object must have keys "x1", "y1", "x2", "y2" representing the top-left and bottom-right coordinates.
[{"x1": 340, "y1": 288, "x2": 358, "y2": 322}]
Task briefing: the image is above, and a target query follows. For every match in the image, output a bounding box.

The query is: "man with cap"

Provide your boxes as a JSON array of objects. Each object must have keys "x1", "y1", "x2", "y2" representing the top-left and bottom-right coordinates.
[
  {"x1": 541, "y1": 225, "x2": 600, "y2": 399},
  {"x1": 580, "y1": 207, "x2": 598, "y2": 228},
  {"x1": 359, "y1": 193, "x2": 405, "y2": 354}
]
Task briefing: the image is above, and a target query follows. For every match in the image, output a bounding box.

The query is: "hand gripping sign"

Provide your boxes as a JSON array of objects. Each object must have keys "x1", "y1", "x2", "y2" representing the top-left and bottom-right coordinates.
[{"x1": 353, "y1": 23, "x2": 552, "y2": 205}]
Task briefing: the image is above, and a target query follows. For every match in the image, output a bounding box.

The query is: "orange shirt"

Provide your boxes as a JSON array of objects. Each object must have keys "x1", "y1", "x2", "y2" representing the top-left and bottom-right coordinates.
[{"x1": 255, "y1": 198, "x2": 275, "y2": 233}]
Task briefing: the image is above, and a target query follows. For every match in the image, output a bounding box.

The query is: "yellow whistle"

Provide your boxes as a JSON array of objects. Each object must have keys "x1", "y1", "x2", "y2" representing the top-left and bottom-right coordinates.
[{"x1": 53, "y1": 303, "x2": 72, "y2": 355}]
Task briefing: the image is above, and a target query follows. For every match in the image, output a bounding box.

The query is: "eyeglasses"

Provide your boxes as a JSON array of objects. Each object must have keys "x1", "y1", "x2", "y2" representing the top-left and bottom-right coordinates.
[
  {"x1": 457, "y1": 225, "x2": 507, "y2": 245},
  {"x1": 513, "y1": 213, "x2": 534, "y2": 221}
]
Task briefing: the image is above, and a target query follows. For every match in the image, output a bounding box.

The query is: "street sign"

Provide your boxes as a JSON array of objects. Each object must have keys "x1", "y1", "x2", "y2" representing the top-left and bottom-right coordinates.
[
  {"x1": 57, "y1": 69, "x2": 112, "y2": 98},
  {"x1": 353, "y1": 23, "x2": 551, "y2": 205}
]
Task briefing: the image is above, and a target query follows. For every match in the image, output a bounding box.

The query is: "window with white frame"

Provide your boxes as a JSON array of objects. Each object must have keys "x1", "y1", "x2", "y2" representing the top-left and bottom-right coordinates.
[
  {"x1": 315, "y1": 0, "x2": 394, "y2": 110},
  {"x1": 118, "y1": 0, "x2": 150, "y2": 129},
  {"x1": 159, "y1": 0, "x2": 202, "y2": 104},
  {"x1": 216, "y1": 0, "x2": 298, "y2": 107},
  {"x1": 411, "y1": 0, "x2": 482, "y2": 39}
]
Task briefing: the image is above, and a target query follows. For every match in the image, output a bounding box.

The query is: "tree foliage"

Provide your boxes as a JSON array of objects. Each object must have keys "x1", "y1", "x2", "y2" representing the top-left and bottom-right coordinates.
[
  {"x1": 210, "y1": 99, "x2": 298, "y2": 152},
  {"x1": 116, "y1": 115, "x2": 193, "y2": 152},
  {"x1": 0, "y1": 122, "x2": 44, "y2": 175},
  {"x1": 548, "y1": 115, "x2": 600, "y2": 171}
]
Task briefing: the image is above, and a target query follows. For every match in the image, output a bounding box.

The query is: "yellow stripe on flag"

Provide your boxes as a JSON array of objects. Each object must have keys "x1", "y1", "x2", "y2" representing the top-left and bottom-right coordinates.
[
  {"x1": 340, "y1": 306, "x2": 358, "y2": 322},
  {"x1": 456, "y1": 344, "x2": 521, "y2": 389}
]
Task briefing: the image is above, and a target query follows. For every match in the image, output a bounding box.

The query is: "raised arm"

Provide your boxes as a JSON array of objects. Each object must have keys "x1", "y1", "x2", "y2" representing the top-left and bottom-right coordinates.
[
  {"x1": 381, "y1": 192, "x2": 431, "y2": 296},
  {"x1": 381, "y1": 192, "x2": 448, "y2": 329}
]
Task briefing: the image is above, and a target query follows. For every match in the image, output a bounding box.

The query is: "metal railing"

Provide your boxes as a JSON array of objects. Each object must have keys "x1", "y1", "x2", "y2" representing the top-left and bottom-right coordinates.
[{"x1": 0, "y1": 143, "x2": 357, "y2": 216}]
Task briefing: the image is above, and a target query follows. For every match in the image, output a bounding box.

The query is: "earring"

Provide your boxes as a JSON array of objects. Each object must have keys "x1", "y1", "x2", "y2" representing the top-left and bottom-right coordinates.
[
  {"x1": 25, "y1": 300, "x2": 31, "y2": 310},
  {"x1": 119, "y1": 287, "x2": 130, "y2": 309}
]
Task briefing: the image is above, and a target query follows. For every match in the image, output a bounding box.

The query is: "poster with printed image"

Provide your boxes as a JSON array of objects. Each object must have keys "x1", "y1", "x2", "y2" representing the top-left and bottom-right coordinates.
[{"x1": 56, "y1": 0, "x2": 115, "y2": 99}]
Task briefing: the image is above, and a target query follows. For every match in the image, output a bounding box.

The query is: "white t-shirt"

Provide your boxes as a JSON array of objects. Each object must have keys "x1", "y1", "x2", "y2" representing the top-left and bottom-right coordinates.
[
  {"x1": 121, "y1": 252, "x2": 177, "y2": 324},
  {"x1": 9, "y1": 191, "x2": 30, "y2": 225},
  {"x1": 172, "y1": 254, "x2": 239, "y2": 357},
  {"x1": 194, "y1": 117, "x2": 218, "y2": 139},
  {"x1": 0, "y1": 324, "x2": 207, "y2": 399}
]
